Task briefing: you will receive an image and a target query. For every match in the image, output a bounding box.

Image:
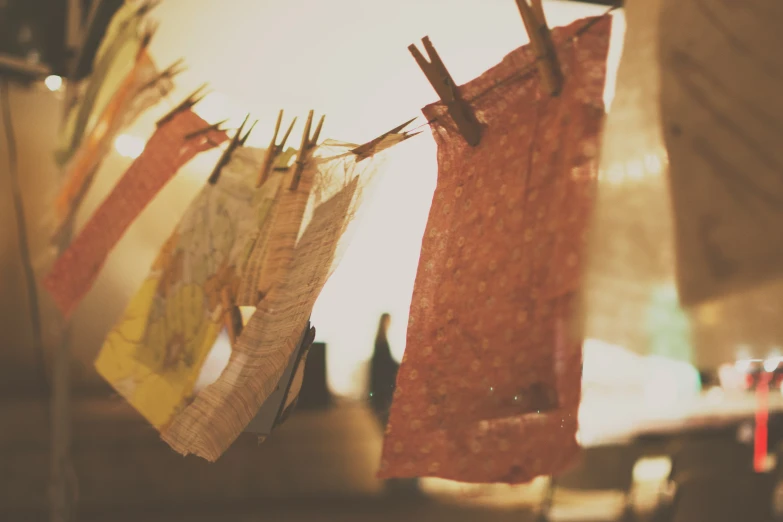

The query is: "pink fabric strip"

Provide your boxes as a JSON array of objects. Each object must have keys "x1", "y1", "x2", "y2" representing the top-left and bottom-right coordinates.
[{"x1": 43, "y1": 109, "x2": 228, "y2": 317}]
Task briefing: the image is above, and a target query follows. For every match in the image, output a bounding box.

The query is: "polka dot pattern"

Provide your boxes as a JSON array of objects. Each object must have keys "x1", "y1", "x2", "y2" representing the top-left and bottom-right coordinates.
[{"x1": 378, "y1": 17, "x2": 612, "y2": 484}]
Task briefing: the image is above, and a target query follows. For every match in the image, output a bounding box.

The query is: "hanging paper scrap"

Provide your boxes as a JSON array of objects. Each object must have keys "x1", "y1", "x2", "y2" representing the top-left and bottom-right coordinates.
[
  {"x1": 51, "y1": 50, "x2": 178, "y2": 243},
  {"x1": 44, "y1": 109, "x2": 228, "y2": 318},
  {"x1": 159, "y1": 141, "x2": 394, "y2": 460},
  {"x1": 94, "y1": 146, "x2": 283, "y2": 429}
]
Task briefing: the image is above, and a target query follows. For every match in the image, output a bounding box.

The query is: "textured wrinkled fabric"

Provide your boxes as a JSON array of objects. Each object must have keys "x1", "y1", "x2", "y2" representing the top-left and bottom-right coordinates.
[
  {"x1": 43, "y1": 110, "x2": 227, "y2": 318},
  {"x1": 379, "y1": 17, "x2": 611, "y2": 484}
]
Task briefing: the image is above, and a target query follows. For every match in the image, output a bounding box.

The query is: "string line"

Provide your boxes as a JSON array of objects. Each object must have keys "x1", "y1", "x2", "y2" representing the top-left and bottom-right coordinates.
[{"x1": 404, "y1": 6, "x2": 618, "y2": 136}]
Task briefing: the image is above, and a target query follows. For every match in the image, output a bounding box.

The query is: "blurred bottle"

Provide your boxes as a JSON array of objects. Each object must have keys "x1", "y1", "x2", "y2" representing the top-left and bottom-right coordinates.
[{"x1": 368, "y1": 313, "x2": 421, "y2": 496}]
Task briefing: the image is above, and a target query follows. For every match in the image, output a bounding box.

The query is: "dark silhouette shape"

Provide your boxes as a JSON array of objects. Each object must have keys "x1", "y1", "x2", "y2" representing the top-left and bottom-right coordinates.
[
  {"x1": 369, "y1": 313, "x2": 399, "y2": 428},
  {"x1": 297, "y1": 342, "x2": 333, "y2": 410},
  {"x1": 368, "y1": 313, "x2": 421, "y2": 496}
]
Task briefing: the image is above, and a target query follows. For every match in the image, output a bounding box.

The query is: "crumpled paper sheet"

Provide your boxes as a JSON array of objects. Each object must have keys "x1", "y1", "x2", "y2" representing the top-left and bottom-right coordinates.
[
  {"x1": 161, "y1": 141, "x2": 392, "y2": 460},
  {"x1": 580, "y1": 0, "x2": 783, "y2": 368},
  {"x1": 94, "y1": 146, "x2": 279, "y2": 429}
]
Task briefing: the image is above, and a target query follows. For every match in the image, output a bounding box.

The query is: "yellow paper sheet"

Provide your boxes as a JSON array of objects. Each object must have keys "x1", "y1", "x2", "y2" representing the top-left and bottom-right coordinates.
[{"x1": 95, "y1": 147, "x2": 283, "y2": 428}]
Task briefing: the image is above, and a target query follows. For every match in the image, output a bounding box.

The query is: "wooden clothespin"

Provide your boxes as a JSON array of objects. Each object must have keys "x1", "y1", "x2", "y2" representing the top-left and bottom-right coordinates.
[
  {"x1": 409, "y1": 37, "x2": 482, "y2": 147},
  {"x1": 135, "y1": 0, "x2": 162, "y2": 18},
  {"x1": 257, "y1": 110, "x2": 297, "y2": 187},
  {"x1": 351, "y1": 117, "x2": 421, "y2": 162},
  {"x1": 138, "y1": 58, "x2": 186, "y2": 93},
  {"x1": 516, "y1": 0, "x2": 563, "y2": 96},
  {"x1": 207, "y1": 114, "x2": 257, "y2": 185},
  {"x1": 156, "y1": 83, "x2": 210, "y2": 127},
  {"x1": 138, "y1": 21, "x2": 159, "y2": 55},
  {"x1": 290, "y1": 110, "x2": 325, "y2": 191},
  {"x1": 184, "y1": 118, "x2": 229, "y2": 140}
]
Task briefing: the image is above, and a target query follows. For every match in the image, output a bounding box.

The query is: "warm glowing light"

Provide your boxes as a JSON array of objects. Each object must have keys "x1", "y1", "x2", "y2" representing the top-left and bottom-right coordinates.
[
  {"x1": 706, "y1": 386, "x2": 724, "y2": 405},
  {"x1": 114, "y1": 134, "x2": 145, "y2": 159},
  {"x1": 632, "y1": 457, "x2": 672, "y2": 483},
  {"x1": 194, "y1": 329, "x2": 231, "y2": 393},
  {"x1": 735, "y1": 358, "x2": 760, "y2": 373},
  {"x1": 193, "y1": 92, "x2": 249, "y2": 138},
  {"x1": 239, "y1": 306, "x2": 256, "y2": 326},
  {"x1": 764, "y1": 357, "x2": 781, "y2": 373},
  {"x1": 643, "y1": 153, "x2": 663, "y2": 175},
  {"x1": 625, "y1": 159, "x2": 644, "y2": 180},
  {"x1": 44, "y1": 75, "x2": 63, "y2": 92}
]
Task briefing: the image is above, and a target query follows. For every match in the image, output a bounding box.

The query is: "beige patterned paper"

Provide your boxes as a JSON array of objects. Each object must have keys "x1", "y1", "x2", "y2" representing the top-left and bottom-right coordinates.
[
  {"x1": 162, "y1": 177, "x2": 359, "y2": 460},
  {"x1": 161, "y1": 141, "x2": 391, "y2": 460}
]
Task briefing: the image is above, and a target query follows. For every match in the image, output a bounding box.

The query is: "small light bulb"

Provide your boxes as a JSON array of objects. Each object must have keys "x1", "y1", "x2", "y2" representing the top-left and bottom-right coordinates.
[
  {"x1": 114, "y1": 134, "x2": 145, "y2": 159},
  {"x1": 44, "y1": 75, "x2": 62, "y2": 92}
]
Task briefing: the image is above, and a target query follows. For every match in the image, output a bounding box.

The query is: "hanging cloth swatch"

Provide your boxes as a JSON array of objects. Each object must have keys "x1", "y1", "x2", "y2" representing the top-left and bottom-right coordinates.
[
  {"x1": 50, "y1": 49, "x2": 175, "y2": 241},
  {"x1": 94, "y1": 147, "x2": 281, "y2": 429},
  {"x1": 581, "y1": 0, "x2": 783, "y2": 370},
  {"x1": 43, "y1": 109, "x2": 228, "y2": 318},
  {"x1": 579, "y1": 0, "x2": 674, "y2": 356},
  {"x1": 379, "y1": 16, "x2": 611, "y2": 484},
  {"x1": 161, "y1": 142, "x2": 392, "y2": 461},
  {"x1": 660, "y1": 0, "x2": 783, "y2": 305},
  {"x1": 57, "y1": 1, "x2": 147, "y2": 166}
]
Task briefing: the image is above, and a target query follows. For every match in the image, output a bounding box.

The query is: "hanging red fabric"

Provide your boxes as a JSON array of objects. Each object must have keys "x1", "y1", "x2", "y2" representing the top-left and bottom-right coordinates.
[
  {"x1": 43, "y1": 110, "x2": 228, "y2": 318},
  {"x1": 379, "y1": 16, "x2": 612, "y2": 483}
]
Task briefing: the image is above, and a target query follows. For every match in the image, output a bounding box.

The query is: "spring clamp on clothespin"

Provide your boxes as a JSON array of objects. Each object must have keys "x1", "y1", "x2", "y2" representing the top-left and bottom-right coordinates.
[
  {"x1": 351, "y1": 117, "x2": 421, "y2": 162},
  {"x1": 257, "y1": 110, "x2": 297, "y2": 187},
  {"x1": 140, "y1": 58, "x2": 186, "y2": 93},
  {"x1": 207, "y1": 114, "x2": 257, "y2": 185},
  {"x1": 409, "y1": 37, "x2": 482, "y2": 147},
  {"x1": 290, "y1": 110, "x2": 325, "y2": 191},
  {"x1": 138, "y1": 21, "x2": 159, "y2": 55},
  {"x1": 516, "y1": 0, "x2": 563, "y2": 96},
  {"x1": 184, "y1": 118, "x2": 229, "y2": 141},
  {"x1": 156, "y1": 83, "x2": 210, "y2": 127}
]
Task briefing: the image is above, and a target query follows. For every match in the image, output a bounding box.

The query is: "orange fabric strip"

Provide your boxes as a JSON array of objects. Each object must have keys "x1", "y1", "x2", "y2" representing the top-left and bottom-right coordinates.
[{"x1": 43, "y1": 110, "x2": 227, "y2": 317}]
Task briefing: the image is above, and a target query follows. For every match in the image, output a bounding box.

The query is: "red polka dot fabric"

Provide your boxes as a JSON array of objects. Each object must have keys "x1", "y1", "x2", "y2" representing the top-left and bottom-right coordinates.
[
  {"x1": 378, "y1": 16, "x2": 612, "y2": 484},
  {"x1": 44, "y1": 110, "x2": 227, "y2": 318}
]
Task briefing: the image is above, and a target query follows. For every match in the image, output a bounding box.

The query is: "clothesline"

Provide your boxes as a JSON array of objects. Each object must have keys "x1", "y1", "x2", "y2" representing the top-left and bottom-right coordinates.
[
  {"x1": 403, "y1": 6, "x2": 618, "y2": 136},
  {"x1": 153, "y1": 5, "x2": 618, "y2": 151}
]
